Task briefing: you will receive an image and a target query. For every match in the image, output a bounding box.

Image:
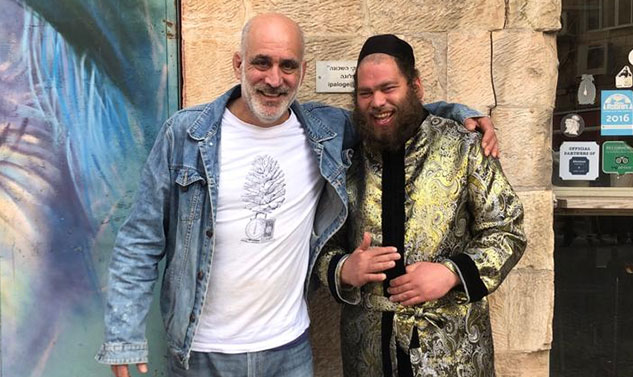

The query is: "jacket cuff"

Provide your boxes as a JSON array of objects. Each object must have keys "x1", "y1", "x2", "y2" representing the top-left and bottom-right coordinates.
[
  {"x1": 446, "y1": 254, "x2": 488, "y2": 302},
  {"x1": 327, "y1": 254, "x2": 361, "y2": 304},
  {"x1": 95, "y1": 341, "x2": 148, "y2": 365},
  {"x1": 460, "y1": 110, "x2": 485, "y2": 123}
]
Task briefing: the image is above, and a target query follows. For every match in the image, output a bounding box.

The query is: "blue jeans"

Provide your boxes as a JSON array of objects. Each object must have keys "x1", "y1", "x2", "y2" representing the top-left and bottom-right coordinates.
[{"x1": 169, "y1": 335, "x2": 313, "y2": 377}]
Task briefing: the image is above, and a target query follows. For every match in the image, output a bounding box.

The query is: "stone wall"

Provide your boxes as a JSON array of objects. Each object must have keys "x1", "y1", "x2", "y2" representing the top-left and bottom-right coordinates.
[{"x1": 181, "y1": 1, "x2": 561, "y2": 376}]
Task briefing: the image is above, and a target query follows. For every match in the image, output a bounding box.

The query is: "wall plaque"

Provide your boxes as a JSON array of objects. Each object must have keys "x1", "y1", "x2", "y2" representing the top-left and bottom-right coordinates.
[{"x1": 316, "y1": 61, "x2": 356, "y2": 93}]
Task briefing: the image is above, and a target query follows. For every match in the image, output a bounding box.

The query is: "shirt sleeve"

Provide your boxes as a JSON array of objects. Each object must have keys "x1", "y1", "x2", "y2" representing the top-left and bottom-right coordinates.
[
  {"x1": 315, "y1": 220, "x2": 362, "y2": 305},
  {"x1": 444, "y1": 139, "x2": 527, "y2": 303}
]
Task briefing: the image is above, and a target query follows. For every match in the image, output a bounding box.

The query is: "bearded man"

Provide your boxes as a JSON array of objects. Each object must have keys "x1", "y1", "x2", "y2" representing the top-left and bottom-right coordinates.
[{"x1": 317, "y1": 34, "x2": 527, "y2": 376}]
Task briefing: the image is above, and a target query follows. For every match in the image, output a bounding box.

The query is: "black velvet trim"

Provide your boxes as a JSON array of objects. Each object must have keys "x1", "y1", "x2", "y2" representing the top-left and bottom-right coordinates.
[
  {"x1": 448, "y1": 253, "x2": 489, "y2": 302},
  {"x1": 381, "y1": 312, "x2": 394, "y2": 376},
  {"x1": 382, "y1": 148, "x2": 407, "y2": 285},
  {"x1": 327, "y1": 253, "x2": 347, "y2": 304},
  {"x1": 397, "y1": 342, "x2": 413, "y2": 377}
]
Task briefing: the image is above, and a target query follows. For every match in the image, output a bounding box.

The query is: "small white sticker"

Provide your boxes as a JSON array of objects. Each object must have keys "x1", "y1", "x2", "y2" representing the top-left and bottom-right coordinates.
[
  {"x1": 559, "y1": 142, "x2": 599, "y2": 181},
  {"x1": 578, "y1": 74, "x2": 596, "y2": 105},
  {"x1": 560, "y1": 113, "x2": 585, "y2": 137},
  {"x1": 616, "y1": 66, "x2": 633, "y2": 88}
]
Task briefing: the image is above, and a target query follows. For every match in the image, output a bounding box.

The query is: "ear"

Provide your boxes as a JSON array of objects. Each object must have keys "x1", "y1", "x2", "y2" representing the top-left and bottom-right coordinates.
[
  {"x1": 413, "y1": 76, "x2": 424, "y2": 101},
  {"x1": 232, "y1": 52, "x2": 243, "y2": 81},
  {"x1": 299, "y1": 60, "x2": 307, "y2": 85}
]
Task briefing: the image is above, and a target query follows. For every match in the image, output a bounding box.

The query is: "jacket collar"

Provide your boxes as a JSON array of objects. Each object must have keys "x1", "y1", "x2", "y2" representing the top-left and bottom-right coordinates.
[
  {"x1": 187, "y1": 85, "x2": 337, "y2": 143},
  {"x1": 187, "y1": 86, "x2": 240, "y2": 141}
]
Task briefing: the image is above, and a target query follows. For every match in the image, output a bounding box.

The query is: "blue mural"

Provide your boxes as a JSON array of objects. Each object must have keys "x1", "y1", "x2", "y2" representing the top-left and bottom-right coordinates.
[{"x1": 0, "y1": 0, "x2": 179, "y2": 376}]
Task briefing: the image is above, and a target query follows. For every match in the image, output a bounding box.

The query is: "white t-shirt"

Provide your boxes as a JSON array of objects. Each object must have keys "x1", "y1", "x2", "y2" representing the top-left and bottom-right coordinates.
[{"x1": 191, "y1": 108, "x2": 324, "y2": 353}]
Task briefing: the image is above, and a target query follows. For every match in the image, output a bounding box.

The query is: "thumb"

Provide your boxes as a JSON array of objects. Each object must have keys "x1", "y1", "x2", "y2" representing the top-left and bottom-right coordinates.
[
  {"x1": 359, "y1": 232, "x2": 372, "y2": 251},
  {"x1": 138, "y1": 364, "x2": 149, "y2": 374},
  {"x1": 463, "y1": 118, "x2": 477, "y2": 131}
]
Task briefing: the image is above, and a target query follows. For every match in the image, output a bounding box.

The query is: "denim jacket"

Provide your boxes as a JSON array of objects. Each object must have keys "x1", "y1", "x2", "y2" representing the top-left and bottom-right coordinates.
[{"x1": 95, "y1": 85, "x2": 481, "y2": 368}]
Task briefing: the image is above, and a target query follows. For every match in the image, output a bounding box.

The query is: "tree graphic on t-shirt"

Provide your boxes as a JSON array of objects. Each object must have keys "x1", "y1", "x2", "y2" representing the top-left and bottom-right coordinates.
[{"x1": 241, "y1": 155, "x2": 286, "y2": 243}]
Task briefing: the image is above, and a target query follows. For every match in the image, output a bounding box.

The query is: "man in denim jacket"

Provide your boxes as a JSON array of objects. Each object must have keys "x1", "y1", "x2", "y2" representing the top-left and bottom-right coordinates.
[{"x1": 95, "y1": 13, "x2": 493, "y2": 377}]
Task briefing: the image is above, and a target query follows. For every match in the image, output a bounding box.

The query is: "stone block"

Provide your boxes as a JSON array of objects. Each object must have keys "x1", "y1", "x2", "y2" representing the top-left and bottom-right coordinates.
[
  {"x1": 406, "y1": 34, "x2": 447, "y2": 104},
  {"x1": 309, "y1": 287, "x2": 343, "y2": 377},
  {"x1": 447, "y1": 31, "x2": 495, "y2": 109},
  {"x1": 367, "y1": 0, "x2": 505, "y2": 33},
  {"x1": 495, "y1": 350, "x2": 551, "y2": 377},
  {"x1": 182, "y1": 38, "x2": 239, "y2": 106},
  {"x1": 489, "y1": 269, "x2": 554, "y2": 352},
  {"x1": 515, "y1": 190, "x2": 554, "y2": 271},
  {"x1": 298, "y1": 36, "x2": 364, "y2": 109},
  {"x1": 492, "y1": 31, "x2": 558, "y2": 108},
  {"x1": 250, "y1": 0, "x2": 364, "y2": 35},
  {"x1": 506, "y1": 0, "x2": 562, "y2": 32},
  {"x1": 492, "y1": 106, "x2": 553, "y2": 189},
  {"x1": 181, "y1": 1, "x2": 245, "y2": 40}
]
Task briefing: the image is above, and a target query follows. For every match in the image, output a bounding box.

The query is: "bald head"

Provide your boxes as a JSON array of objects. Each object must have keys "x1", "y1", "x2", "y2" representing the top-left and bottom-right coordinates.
[
  {"x1": 230, "y1": 13, "x2": 307, "y2": 127},
  {"x1": 241, "y1": 13, "x2": 305, "y2": 60}
]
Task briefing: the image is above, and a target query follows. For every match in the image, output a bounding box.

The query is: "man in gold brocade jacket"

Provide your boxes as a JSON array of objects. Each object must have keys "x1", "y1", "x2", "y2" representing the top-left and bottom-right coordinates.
[{"x1": 316, "y1": 34, "x2": 527, "y2": 377}]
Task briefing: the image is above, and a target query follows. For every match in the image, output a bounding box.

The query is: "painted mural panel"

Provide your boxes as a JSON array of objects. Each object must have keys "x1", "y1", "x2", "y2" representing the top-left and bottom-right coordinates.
[{"x1": 0, "y1": 0, "x2": 179, "y2": 376}]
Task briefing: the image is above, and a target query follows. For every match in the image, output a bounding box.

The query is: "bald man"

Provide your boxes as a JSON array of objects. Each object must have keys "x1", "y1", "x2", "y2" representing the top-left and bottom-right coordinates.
[{"x1": 96, "y1": 13, "x2": 495, "y2": 377}]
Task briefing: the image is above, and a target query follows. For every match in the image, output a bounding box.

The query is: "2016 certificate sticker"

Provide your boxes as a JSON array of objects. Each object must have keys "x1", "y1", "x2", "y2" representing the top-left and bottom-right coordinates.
[
  {"x1": 602, "y1": 141, "x2": 633, "y2": 175},
  {"x1": 601, "y1": 90, "x2": 633, "y2": 135},
  {"x1": 559, "y1": 142, "x2": 599, "y2": 181}
]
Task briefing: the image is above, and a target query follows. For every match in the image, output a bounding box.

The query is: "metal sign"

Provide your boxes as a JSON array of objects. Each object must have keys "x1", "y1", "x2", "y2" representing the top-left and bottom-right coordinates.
[{"x1": 316, "y1": 60, "x2": 356, "y2": 93}]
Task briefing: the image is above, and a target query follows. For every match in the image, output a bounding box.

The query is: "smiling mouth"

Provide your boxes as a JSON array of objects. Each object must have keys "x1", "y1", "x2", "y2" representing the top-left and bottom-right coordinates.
[
  {"x1": 258, "y1": 90, "x2": 288, "y2": 98},
  {"x1": 371, "y1": 111, "x2": 394, "y2": 126}
]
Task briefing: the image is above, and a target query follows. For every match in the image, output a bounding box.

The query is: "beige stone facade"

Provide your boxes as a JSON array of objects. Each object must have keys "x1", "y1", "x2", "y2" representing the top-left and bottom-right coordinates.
[{"x1": 181, "y1": 1, "x2": 560, "y2": 376}]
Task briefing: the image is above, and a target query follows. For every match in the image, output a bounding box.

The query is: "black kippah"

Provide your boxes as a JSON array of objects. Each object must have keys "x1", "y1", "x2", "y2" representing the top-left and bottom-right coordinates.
[{"x1": 357, "y1": 34, "x2": 415, "y2": 68}]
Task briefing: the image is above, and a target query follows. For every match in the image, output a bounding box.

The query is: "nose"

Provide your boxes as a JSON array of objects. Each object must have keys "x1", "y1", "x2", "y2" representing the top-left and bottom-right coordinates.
[
  {"x1": 264, "y1": 66, "x2": 283, "y2": 87},
  {"x1": 371, "y1": 91, "x2": 386, "y2": 108}
]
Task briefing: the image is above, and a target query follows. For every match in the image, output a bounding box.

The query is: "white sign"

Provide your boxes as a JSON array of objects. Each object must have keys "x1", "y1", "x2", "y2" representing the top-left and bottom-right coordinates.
[
  {"x1": 559, "y1": 142, "x2": 599, "y2": 181},
  {"x1": 316, "y1": 61, "x2": 356, "y2": 93},
  {"x1": 616, "y1": 66, "x2": 633, "y2": 88}
]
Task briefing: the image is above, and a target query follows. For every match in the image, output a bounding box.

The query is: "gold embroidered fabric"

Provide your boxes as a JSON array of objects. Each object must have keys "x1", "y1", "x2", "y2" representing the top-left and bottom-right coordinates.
[{"x1": 317, "y1": 115, "x2": 527, "y2": 376}]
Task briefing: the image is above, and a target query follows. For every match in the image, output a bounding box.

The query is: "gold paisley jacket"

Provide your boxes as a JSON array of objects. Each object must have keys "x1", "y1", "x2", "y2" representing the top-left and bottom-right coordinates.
[{"x1": 316, "y1": 114, "x2": 527, "y2": 377}]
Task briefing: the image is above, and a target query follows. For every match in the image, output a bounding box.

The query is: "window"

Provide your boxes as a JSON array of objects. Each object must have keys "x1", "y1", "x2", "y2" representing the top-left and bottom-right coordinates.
[{"x1": 555, "y1": 0, "x2": 633, "y2": 210}]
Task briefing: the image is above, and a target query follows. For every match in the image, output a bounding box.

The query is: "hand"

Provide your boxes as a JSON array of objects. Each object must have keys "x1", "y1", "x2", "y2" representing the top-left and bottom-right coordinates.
[
  {"x1": 340, "y1": 232, "x2": 401, "y2": 288},
  {"x1": 463, "y1": 116, "x2": 499, "y2": 158},
  {"x1": 387, "y1": 262, "x2": 460, "y2": 306},
  {"x1": 111, "y1": 363, "x2": 148, "y2": 377}
]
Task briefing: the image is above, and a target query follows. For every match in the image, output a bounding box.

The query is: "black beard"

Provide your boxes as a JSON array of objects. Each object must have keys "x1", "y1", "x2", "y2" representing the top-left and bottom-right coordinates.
[{"x1": 353, "y1": 87, "x2": 425, "y2": 152}]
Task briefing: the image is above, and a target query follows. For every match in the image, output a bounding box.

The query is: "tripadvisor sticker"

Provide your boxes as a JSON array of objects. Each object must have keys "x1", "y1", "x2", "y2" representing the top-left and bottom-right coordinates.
[{"x1": 602, "y1": 141, "x2": 633, "y2": 175}]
